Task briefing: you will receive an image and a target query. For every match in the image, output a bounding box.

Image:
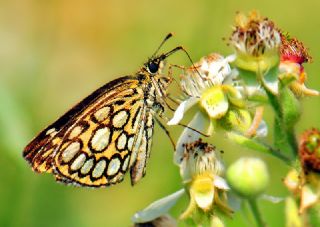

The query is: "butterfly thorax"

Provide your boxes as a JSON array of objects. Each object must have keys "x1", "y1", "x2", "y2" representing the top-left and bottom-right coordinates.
[{"x1": 136, "y1": 67, "x2": 172, "y2": 115}]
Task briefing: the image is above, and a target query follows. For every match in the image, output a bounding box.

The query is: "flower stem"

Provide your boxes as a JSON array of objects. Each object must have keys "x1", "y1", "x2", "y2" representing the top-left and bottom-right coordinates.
[
  {"x1": 226, "y1": 132, "x2": 292, "y2": 166},
  {"x1": 248, "y1": 198, "x2": 265, "y2": 227},
  {"x1": 265, "y1": 88, "x2": 298, "y2": 157}
]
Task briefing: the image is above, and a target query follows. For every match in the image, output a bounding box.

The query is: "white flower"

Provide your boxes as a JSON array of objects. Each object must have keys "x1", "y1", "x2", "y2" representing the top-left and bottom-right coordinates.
[
  {"x1": 179, "y1": 139, "x2": 231, "y2": 216},
  {"x1": 132, "y1": 139, "x2": 232, "y2": 224},
  {"x1": 168, "y1": 53, "x2": 267, "y2": 163},
  {"x1": 168, "y1": 53, "x2": 237, "y2": 126}
]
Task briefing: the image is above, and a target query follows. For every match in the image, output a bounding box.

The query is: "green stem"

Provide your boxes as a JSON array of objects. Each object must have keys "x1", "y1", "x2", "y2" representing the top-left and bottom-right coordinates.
[
  {"x1": 248, "y1": 198, "x2": 265, "y2": 227},
  {"x1": 226, "y1": 132, "x2": 292, "y2": 166},
  {"x1": 265, "y1": 144, "x2": 293, "y2": 166},
  {"x1": 264, "y1": 84, "x2": 297, "y2": 157},
  {"x1": 285, "y1": 127, "x2": 298, "y2": 156}
]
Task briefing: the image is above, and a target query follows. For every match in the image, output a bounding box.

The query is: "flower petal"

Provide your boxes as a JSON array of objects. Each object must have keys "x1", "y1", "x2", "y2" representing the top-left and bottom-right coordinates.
[
  {"x1": 238, "y1": 69, "x2": 262, "y2": 96},
  {"x1": 226, "y1": 192, "x2": 242, "y2": 211},
  {"x1": 200, "y1": 87, "x2": 229, "y2": 119},
  {"x1": 299, "y1": 185, "x2": 319, "y2": 213},
  {"x1": 191, "y1": 177, "x2": 215, "y2": 211},
  {"x1": 213, "y1": 176, "x2": 230, "y2": 190},
  {"x1": 132, "y1": 189, "x2": 185, "y2": 223},
  {"x1": 255, "y1": 120, "x2": 268, "y2": 137},
  {"x1": 225, "y1": 54, "x2": 236, "y2": 63},
  {"x1": 262, "y1": 66, "x2": 279, "y2": 94},
  {"x1": 167, "y1": 97, "x2": 199, "y2": 125},
  {"x1": 260, "y1": 194, "x2": 284, "y2": 203},
  {"x1": 175, "y1": 111, "x2": 213, "y2": 165}
]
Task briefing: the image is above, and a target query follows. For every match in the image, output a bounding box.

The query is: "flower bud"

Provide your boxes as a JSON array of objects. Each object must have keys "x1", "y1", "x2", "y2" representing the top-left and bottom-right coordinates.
[
  {"x1": 226, "y1": 157, "x2": 269, "y2": 198},
  {"x1": 299, "y1": 128, "x2": 320, "y2": 173},
  {"x1": 219, "y1": 108, "x2": 252, "y2": 134}
]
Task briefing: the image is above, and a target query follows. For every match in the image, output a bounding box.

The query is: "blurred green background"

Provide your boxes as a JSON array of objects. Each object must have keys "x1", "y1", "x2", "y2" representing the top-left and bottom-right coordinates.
[{"x1": 0, "y1": 0, "x2": 319, "y2": 226}]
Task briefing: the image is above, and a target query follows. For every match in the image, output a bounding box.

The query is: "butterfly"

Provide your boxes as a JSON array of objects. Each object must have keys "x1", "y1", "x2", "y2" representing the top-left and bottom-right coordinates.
[{"x1": 23, "y1": 34, "x2": 183, "y2": 187}]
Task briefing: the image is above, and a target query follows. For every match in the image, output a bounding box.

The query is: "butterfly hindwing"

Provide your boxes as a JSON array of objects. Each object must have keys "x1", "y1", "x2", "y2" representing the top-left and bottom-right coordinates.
[{"x1": 23, "y1": 75, "x2": 156, "y2": 187}]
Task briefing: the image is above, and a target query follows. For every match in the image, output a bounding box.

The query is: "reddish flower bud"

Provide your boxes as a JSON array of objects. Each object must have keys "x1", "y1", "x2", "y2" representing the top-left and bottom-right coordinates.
[{"x1": 299, "y1": 128, "x2": 320, "y2": 172}]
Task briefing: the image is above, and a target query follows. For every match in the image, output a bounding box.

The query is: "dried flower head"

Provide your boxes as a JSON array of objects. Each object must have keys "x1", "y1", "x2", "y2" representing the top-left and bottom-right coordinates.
[
  {"x1": 229, "y1": 11, "x2": 281, "y2": 73},
  {"x1": 280, "y1": 32, "x2": 312, "y2": 65},
  {"x1": 299, "y1": 128, "x2": 320, "y2": 173},
  {"x1": 231, "y1": 11, "x2": 280, "y2": 57},
  {"x1": 279, "y1": 32, "x2": 319, "y2": 96}
]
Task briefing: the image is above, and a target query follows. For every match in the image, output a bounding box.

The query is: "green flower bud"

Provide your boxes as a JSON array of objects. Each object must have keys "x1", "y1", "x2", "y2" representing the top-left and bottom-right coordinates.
[
  {"x1": 226, "y1": 157, "x2": 269, "y2": 198},
  {"x1": 279, "y1": 86, "x2": 300, "y2": 128},
  {"x1": 219, "y1": 108, "x2": 252, "y2": 134}
]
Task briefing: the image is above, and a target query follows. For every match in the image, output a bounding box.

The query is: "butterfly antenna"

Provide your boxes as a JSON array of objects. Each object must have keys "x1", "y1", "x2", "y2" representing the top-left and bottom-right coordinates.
[
  {"x1": 179, "y1": 47, "x2": 202, "y2": 78},
  {"x1": 151, "y1": 33, "x2": 174, "y2": 58},
  {"x1": 163, "y1": 46, "x2": 202, "y2": 78}
]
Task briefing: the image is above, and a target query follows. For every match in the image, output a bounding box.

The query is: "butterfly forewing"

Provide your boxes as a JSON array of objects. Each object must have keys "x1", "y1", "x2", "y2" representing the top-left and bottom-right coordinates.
[
  {"x1": 23, "y1": 38, "x2": 180, "y2": 187},
  {"x1": 23, "y1": 75, "x2": 157, "y2": 187}
]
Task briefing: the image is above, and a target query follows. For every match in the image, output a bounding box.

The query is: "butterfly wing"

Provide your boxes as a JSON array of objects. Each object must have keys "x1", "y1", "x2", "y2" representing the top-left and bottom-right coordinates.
[{"x1": 23, "y1": 75, "x2": 154, "y2": 187}]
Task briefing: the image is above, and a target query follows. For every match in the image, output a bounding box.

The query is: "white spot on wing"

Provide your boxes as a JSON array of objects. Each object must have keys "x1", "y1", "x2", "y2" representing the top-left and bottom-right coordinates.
[
  {"x1": 107, "y1": 158, "x2": 121, "y2": 176},
  {"x1": 127, "y1": 136, "x2": 134, "y2": 150},
  {"x1": 70, "y1": 153, "x2": 86, "y2": 171},
  {"x1": 46, "y1": 128, "x2": 57, "y2": 137},
  {"x1": 92, "y1": 159, "x2": 107, "y2": 178},
  {"x1": 69, "y1": 126, "x2": 83, "y2": 139},
  {"x1": 80, "y1": 158, "x2": 94, "y2": 175},
  {"x1": 122, "y1": 156, "x2": 130, "y2": 172},
  {"x1": 112, "y1": 110, "x2": 129, "y2": 128},
  {"x1": 129, "y1": 121, "x2": 144, "y2": 167},
  {"x1": 91, "y1": 127, "x2": 110, "y2": 151},
  {"x1": 117, "y1": 133, "x2": 127, "y2": 150},
  {"x1": 62, "y1": 142, "x2": 80, "y2": 163},
  {"x1": 94, "y1": 106, "x2": 111, "y2": 122}
]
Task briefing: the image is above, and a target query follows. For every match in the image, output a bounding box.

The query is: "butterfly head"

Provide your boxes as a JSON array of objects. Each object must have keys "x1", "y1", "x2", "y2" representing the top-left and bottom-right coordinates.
[
  {"x1": 145, "y1": 55, "x2": 166, "y2": 75},
  {"x1": 145, "y1": 46, "x2": 184, "y2": 75}
]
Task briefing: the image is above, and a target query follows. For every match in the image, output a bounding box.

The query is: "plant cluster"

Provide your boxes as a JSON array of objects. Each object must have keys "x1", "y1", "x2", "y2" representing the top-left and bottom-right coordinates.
[{"x1": 133, "y1": 11, "x2": 320, "y2": 227}]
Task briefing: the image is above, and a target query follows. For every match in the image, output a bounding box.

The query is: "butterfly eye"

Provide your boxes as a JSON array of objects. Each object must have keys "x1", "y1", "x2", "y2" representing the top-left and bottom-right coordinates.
[{"x1": 147, "y1": 61, "x2": 159, "y2": 74}]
